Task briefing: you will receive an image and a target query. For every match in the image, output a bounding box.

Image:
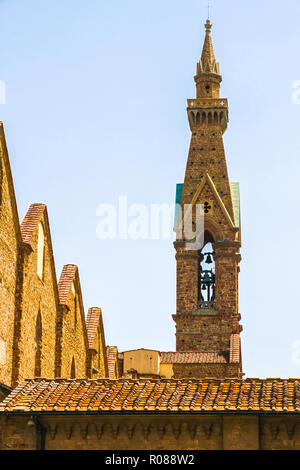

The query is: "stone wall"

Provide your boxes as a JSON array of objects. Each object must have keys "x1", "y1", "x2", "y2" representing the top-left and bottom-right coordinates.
[
  {"x1": 0, "y1": 126, "x2": 20, "y2": 387},
  {"x1": 56, "y1": 268, "x2": 89, "y2": 379},
  {"x1": 174, "y1": 313, "x2": 237, "y2": 352},
  {"x1": 172, "y1": 363, "x2": 241, "y2": 379},
  {"x1": 15, "y1": 209, "x2": 58, "y2": 385}
]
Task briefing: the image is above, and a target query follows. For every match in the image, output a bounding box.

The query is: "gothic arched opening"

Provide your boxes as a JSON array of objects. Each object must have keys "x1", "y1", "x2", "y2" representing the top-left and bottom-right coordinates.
[
  {"x1": 35, "y1": 310, "x2": 42, "y2": 377},
  {"x1": 71, "y1": 357, "x2": 76, "y2": 379},
  {"x1": 198, "y1": 242, "x2": 215, "y2": 310}
]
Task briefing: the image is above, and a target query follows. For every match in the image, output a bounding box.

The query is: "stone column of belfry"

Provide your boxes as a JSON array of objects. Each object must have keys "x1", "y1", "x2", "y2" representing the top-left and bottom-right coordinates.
[{"x1": 173, "y1": 20, "x2": 242, "y2": 368}]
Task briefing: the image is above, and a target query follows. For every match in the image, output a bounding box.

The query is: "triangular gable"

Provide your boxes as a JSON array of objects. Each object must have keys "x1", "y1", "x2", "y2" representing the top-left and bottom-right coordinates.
[
  {"x1": 58, "y1": 264, "x2": 89, "y2": 352},
  {"x1": 20, "y1": 203, "x2": 60, "y2": 306},
  {"x1": 86, "y1": 307, "x2": 109, "y2": 377},
  {"x1": 176, "y1": 173, "x2": 235, "y2": 232}
]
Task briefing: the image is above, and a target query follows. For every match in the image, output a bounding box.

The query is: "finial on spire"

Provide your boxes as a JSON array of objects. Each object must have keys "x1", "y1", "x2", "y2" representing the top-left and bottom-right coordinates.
[
  {"x1": 205, "y1": 19, "x2": 212, "y2": 34},
  {"x1": 207, "y1": 1, "x2": 210, "y2": 20}
]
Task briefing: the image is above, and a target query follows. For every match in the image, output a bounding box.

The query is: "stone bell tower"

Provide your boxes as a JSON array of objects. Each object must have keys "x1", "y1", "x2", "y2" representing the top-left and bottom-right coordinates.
[{"x1": 172, "y1": 20, "x2": 242, "y2": 378}]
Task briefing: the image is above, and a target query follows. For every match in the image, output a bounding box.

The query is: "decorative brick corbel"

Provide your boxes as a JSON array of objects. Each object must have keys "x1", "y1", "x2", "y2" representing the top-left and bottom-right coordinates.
[
  {"x1": 142, "y1": 423, "x2": 151, "y2": 440},
  {"x1": 188, "y1": 423, "x2": 198, "y2": 440},
  {"x1": 110, "y1": 423, "x2": 120, "y2": 439},
  {"x1": 202, "y1": 423, "x2": 214, "y2": 439},
  {"x1": 172, "y1": 423, "x2": 182, "y2": 440},
  {"x1": 64, "y1": 424, "x2": 73, "y2": 440},
  {"x1": 95, "y1": 423, "x2": 104, "y2": 440},
  {"x1": 156, "y1": 424, "x2": 166, "y2": 440},
  {"x1": 80, "y1": 424, "x2": 89, "y2": 440},
  {"x1": 285, "y1": 422, "x2": 296, "y2": 440},
  {"x1": 269, "y1": 423, "x2": 280, "y2": 440},
  {"x1": 48, "y1": 424, "x2": 58, "y2": 440},
  {"x1": 126, "y1": 424, "x2": 135, "y2": 440}
]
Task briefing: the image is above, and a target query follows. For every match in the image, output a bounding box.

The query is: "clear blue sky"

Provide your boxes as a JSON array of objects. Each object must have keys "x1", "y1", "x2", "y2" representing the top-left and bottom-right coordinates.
[{"x1": 1, "y1": 0, "x2": 300, "y2": 378}]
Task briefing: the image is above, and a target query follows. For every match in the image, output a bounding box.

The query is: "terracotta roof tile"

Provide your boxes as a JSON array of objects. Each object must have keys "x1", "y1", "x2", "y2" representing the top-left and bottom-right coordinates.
[
  {"x1": 20, "y1": 203, "x2": 46, "y2": 244},
  {"x1": 1, "y1": 378, "x2": 300, "y2": 413},
  {"x1": 160, "y1": 351, "x2": 227, "y2": 364},
  {"x1": 86, "y1": 308, "x2": 102, "y2": 349},
  {"x1": 57, "y1": 265, "x2": 78, "y2": 305}
]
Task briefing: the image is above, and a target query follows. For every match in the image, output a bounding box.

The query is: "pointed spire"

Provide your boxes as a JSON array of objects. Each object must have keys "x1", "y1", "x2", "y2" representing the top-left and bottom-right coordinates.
[{"x1": 197, "y1": 19, "x2": 220, "y2": 75}]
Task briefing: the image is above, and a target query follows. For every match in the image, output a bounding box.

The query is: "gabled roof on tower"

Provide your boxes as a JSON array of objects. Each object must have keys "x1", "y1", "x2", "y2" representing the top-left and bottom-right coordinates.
[{"x1": 176, "y1": 173, "x2": 235, "y2": 232}]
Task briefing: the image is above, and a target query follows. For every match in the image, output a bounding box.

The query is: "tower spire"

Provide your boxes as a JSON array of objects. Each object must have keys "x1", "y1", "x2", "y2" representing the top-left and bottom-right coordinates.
[{"x1": 198, "y1": 19, "x2": 219, "y2": 75}]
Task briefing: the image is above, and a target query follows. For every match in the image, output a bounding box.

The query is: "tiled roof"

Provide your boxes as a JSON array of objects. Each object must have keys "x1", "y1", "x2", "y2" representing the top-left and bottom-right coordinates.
[
  {"x1": 20, "y1": 203, "x2": 46, "y2": 244},
  {"x1": 1, "y1": 378, "x2": 300, "y2": 413},
  {"x1": 86, "y1": 308, "x2": 102, "y2": 349},
  {"x1": 57, "y1": 264, "x2": 78, "y2": 304},
  {"x1": 106, "y1": 346, "x2": 119, "y2": 379},
  {"x1": 160, "y1": 352, "x2": 227, "y2": 364}
]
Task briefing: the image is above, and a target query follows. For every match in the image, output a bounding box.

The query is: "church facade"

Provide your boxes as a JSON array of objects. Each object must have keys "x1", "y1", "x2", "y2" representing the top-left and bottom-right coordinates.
[{"x1": 0, "y1": 20, "x2": 300, "y2": 451}]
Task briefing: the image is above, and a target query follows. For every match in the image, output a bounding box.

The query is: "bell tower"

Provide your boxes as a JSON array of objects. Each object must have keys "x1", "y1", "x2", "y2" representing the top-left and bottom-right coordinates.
[{"x1": 172, "y1": 20, "x2": 242, "y2": 378}]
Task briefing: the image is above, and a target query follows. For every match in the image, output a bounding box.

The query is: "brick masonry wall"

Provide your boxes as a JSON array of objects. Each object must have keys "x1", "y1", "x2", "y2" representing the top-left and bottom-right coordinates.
[
  {"x1": 90, "y1": 327, "x2": 107, "y2": 379},
  {"x1": 172, "y1": 363, "x2": 241, "y2": 379},
  {"x1": 181, "y1": 125, "x2": 234, "y2": 221},
  {"x1": 174, "y1": 314, "x2": 236, "y2": 352},
  {"x1": 56, "y1": 287, "x2": 88, "y2": 379},
  {"x1": 16, "y1": 214, "x2": 58, "y2": 384},
  {"x1": 1, "y1": 414, "x2": 300, "y2": 450},
  {"x1": 0, "y1": 132, "x2": 20, "y2": 387}
]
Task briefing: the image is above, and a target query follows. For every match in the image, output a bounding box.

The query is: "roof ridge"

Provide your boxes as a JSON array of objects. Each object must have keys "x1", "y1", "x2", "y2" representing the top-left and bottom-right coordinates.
[
  {"x1": 20, "y1": 203, "x2": 47, "y2": 244},
  {"x1": 57, "y1": 264, "x2": 78, "y2": 304},
  {"x1": 86, "y1": 307, "x2": 103, "y2": 349}
]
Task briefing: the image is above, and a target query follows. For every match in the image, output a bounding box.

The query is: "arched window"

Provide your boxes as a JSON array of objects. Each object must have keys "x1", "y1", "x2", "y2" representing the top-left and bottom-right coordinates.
[
  {"x1": 71, "y1": 357, "x2": 76, "y2": 379},
  {"x1": 198, "y1": 241, "x2": 215, "y2": 310},
  {"x1": 35, "y1": 310, "x2": 42, "y2": 377},
  {"x1": 37, "y1": 222, "x2": 45, "y2": 279}
]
